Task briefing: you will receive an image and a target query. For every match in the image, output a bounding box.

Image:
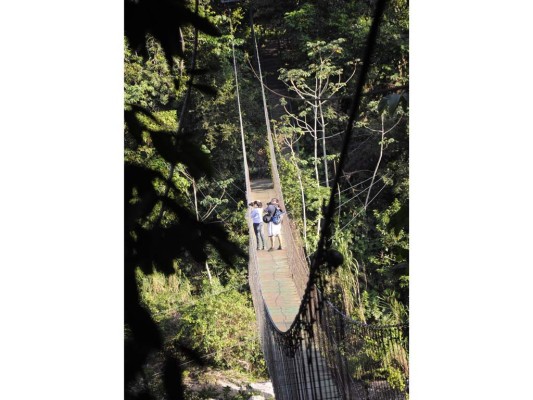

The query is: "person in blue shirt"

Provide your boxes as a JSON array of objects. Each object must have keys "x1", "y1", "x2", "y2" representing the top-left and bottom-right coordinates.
[{"x1": 264, "y1": 198, "x2": 283, "y2": 251}]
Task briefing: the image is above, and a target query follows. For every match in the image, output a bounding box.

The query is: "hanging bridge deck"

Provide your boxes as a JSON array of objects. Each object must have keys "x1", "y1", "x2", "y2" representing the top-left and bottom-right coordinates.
[
  {"x1": 251, "y1": 179, "x2": 301, "y2": 331},
  {"x1": 250, "y1": 179, "x2": 341, "y2": 399}
]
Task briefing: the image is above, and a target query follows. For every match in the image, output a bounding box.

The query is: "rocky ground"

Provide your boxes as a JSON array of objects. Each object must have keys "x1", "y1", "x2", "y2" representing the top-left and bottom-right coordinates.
[{"x1": 183, "y1": 367, "x2": 274, "y2": 400}]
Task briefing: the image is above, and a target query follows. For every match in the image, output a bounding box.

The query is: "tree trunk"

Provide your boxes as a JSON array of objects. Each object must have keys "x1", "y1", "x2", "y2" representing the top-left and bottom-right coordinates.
[
  {"x1": 288, "y1": 144, "x2": 308, "y2": 251},
  {"x1": 319, "y1": 100, "x2": 329, "y2": 188}
]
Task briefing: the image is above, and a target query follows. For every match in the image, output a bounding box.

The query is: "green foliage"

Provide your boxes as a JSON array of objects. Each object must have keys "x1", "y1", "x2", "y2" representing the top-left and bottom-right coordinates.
[
  {"x1": 278, "y1": 148, "x2": 329, "y2": 248},
  {"x1": 279, "y1": 39, "x2": 350, "y2": 89},
  {"x1": 284, "y1": 3, "x2": 315, "y2": 37},
  {"x1": 137, "y1": 266, "x2": 267, "y2": 391},
  {"x1": 347, "y1": 329, "x2": 408, "y2": 394},
  {"x1": 124, "y1": 37, "x2": 176, "y2": 109},
  {"x1": 184, "y1": 386, "x2": 261, "y2": 400},
  {"x1": 379, "y1": 289, "x2": 408, "y2": 326},
  {"x1": 370, "y1": 199, "x2": 409, "y2": 269},
  {"x1": 138, "y1": 266, "x2": 192, "y2": 323},
  {"x1": 325, "y1": 229, "x2": 366, "y2": 321},
  {"x1": 177, "y1": 278, "x2": 266, "y2": 376}
]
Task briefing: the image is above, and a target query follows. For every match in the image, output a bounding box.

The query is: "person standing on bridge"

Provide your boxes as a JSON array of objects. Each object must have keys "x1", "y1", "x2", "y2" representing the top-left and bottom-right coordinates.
[
  {"x1": 250, "y1": 200, "x2": 265, "y2": 250},
  {"x1": 265, "y1": 198, "x2": 283, "y2": 251}
]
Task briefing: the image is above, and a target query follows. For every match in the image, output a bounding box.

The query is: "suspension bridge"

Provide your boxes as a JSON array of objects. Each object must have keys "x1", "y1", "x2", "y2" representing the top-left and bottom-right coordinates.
[{"x1": 229, "y1": 1, "x2": 409, "y2": 398}]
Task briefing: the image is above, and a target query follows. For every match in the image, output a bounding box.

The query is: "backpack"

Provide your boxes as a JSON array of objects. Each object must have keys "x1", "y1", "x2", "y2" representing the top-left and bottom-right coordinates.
[{"x1": 271, "y1": 207, "x2": 284, "y2": 225}]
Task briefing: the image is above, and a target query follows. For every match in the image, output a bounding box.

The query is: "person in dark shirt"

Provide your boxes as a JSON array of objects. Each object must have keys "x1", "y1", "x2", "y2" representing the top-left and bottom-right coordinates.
[{"x1": 264, "y1": 198, "x2": 283, "y2": 251}]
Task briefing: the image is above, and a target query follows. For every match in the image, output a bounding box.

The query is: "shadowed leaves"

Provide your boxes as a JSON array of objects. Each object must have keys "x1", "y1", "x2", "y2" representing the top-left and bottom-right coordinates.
[
  {"x1": 124, "y1": 164, "x2": 169, "y2": 233},
  {"x1": 130, "y1": 198, "x2": 244, "y2": 276},
  {"x1": 125, "y1": 106, "x2": 158, "y2": 147},
  {"x1": 377, "y1": 91, "x2": 409, "y2": 115},
  {"x1": 163, "y1": 355, "x2": 185, "y2": 400},
  {"x1": 191, "y1": 83, "x2": 218, "y2": 97},
  {"x1": 124, "y1": 2, "x2": 242, "y2": 399},
  {"x1": 149, "y1": 130, "x2": 212, "y2": 179},
  {"x1": 188, "y1": 68, "x2": 212, "y2": 76},
  {"x1": 124, "y1": 265, "x2": 162, "y2": 388},
  {"x1": 388, "y1": 200, "x2": 408, "y2": 235},
  {"x1": 125, "y1": 0, "x2": 221, "y2": 66},
  {"x1": 174, "y1": 342, "x2": 208, "y2": 367}
]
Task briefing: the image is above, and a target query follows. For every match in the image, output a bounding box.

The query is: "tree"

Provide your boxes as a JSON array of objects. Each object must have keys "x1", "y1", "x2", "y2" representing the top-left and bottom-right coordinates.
[
  {"x1": 276, "y1": 39, "x2": 356, "y2": 243},
  {"x1": 257, "y1": 0, "x2": 409, "y2": 323},
  {"x1": 124, "y1": 1, "x2": 250, "y2": 399}
]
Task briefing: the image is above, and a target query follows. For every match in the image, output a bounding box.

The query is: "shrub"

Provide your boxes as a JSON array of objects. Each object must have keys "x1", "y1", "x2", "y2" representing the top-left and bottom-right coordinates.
[{"x1": 177, "y1": 278, "x2": 266, "y2": 376}]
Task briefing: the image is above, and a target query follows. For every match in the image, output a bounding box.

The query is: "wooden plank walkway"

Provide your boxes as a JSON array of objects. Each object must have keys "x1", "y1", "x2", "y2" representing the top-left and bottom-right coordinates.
[
  {"x1": 251, "y1": 179, "x2": 300, "y2": 331},
  {"x1": 250, "y1": 178, "x2": 341, "y2": 399}
]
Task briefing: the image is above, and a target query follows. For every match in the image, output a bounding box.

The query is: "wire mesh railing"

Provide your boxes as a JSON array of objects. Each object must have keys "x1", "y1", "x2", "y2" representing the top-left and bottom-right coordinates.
[
  {"x1": 248, "y1": 232, "x2": 409, "y2": 399},
  {"x1": 318, "y1": 298, "x2": 409, "y2": 399}
]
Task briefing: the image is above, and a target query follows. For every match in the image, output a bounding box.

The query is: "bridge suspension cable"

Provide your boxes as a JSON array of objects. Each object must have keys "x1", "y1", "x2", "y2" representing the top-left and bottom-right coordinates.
[{"x1": 229, "y1": 14, "x2": 252, "y2": 203}]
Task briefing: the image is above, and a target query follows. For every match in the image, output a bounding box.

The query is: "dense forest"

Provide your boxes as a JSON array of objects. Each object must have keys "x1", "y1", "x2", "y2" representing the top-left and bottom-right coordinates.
[{"x1": 124, "y1": 0, "x2": 408, "y2": 399}]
